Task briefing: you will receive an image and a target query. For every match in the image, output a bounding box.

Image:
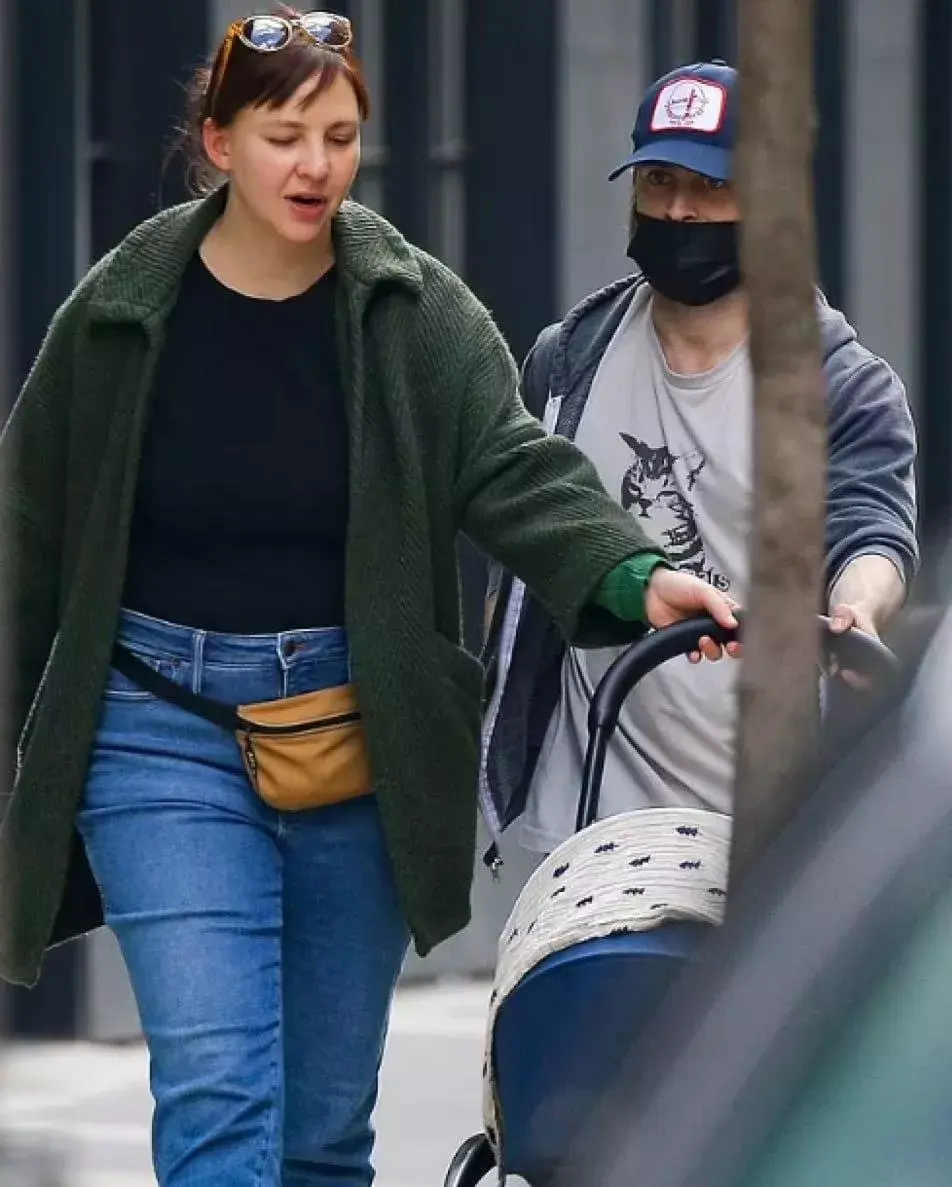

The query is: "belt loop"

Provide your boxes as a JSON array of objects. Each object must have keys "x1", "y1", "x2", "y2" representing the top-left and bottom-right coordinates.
[
  {"x1": 277, "y1": 633, "x2": 292, "y2": 699},
  {"x1": 192, "y1": 631, "x2": 207, "y2": 695}
]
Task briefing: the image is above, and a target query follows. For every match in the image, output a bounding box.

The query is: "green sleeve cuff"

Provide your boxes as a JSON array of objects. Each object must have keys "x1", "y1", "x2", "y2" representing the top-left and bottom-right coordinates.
[{"x1": 592, "y1": 552, "x2": 672, "y2": 623}]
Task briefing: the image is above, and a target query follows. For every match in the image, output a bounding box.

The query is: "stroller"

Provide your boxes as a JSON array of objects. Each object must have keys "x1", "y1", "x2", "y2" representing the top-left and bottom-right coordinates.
[{"x1": 445, "y1": 613, "x2": 897, "y2": 1187}]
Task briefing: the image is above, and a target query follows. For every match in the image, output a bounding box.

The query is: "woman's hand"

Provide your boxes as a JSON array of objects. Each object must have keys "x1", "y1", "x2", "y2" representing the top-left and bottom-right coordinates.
[{"x1": 644, "y1": 568, "x2": 742, "y2": 663}]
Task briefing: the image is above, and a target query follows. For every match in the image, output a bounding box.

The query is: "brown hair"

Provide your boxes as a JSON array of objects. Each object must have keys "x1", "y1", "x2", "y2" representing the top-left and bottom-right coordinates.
[
  {"x1": 623, "y1": 173, "x2": 641, "y2": 243},
  {"x1": 180, "y1": 5, "x2": 371, "y2": 194}
]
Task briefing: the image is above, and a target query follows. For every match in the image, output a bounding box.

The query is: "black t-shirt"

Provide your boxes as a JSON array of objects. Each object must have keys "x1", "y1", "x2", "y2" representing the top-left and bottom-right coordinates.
[{"x1": 122, "y1": 254, "x2": 349, "y2": 633}]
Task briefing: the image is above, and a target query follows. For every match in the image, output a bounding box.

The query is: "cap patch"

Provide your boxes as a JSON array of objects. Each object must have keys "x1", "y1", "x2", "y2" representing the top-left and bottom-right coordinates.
[{"x1": 650, "y1": 77, "x2": 727, "y2": 134}]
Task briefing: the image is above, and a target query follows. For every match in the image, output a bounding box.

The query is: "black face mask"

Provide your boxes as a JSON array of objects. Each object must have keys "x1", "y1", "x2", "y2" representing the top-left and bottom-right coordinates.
[{"x1": 627, "y1": 214, "x2": 741, "y2": 307}]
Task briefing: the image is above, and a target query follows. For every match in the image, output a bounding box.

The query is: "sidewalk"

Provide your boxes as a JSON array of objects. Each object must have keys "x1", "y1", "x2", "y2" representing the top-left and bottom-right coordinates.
[{"x1": 0, "y1": 980, "x2": 499, "y2": 1187}]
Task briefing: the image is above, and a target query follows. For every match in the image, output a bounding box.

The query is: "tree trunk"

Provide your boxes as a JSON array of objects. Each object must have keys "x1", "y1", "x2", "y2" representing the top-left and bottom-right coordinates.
[{"x1": 731, "y1": 0, "x2": 827, "y2": 882}]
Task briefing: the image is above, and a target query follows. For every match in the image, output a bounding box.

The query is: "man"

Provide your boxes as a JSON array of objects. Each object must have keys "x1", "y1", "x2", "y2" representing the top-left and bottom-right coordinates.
[{"x1": 480, "y1": 60, "x2": 918, "y2": 863}]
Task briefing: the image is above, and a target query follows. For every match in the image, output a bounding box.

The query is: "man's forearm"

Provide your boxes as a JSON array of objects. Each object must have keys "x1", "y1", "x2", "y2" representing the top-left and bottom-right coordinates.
[{"x1": 829, "y1": 554, "x2": 907, "y2": 632}]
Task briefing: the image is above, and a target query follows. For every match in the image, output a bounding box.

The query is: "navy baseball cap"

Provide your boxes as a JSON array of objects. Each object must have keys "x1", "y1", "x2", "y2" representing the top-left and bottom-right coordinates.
[{"x1": 609, "y1": 60, "x2": 737, "y2": 182}]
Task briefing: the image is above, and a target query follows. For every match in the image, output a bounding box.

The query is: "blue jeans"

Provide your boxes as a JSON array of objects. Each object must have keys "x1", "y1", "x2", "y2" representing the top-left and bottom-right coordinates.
[{"x1": 76, "y1": 610, "x2": 409, "y2": 1187}]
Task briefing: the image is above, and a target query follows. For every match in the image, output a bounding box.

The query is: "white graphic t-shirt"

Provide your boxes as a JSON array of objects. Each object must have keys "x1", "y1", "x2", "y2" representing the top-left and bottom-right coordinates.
[{"x1": 521, "y1": 287, "x2": 752, "y2": 853}]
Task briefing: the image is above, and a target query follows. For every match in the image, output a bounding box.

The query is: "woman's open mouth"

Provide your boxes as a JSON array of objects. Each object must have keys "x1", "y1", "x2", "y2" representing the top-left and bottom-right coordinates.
[{"x1": 287, "y1": 195, "x2": 329, "y2": 221}]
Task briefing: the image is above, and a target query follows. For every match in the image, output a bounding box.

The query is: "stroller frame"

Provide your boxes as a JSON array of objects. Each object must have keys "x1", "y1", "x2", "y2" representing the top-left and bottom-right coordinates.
[{"x1": 444, "y1": 613, "x2": 898, "y2": 1186}]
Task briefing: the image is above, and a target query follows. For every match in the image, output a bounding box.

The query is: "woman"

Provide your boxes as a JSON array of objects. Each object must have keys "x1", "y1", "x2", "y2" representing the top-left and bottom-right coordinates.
[{"x1": 0, "y1": 9, "x2": 738, "y2": 1185}]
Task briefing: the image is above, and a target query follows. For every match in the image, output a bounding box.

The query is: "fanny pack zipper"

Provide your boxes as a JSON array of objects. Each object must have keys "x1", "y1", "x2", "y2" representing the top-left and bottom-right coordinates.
[{"x1": 238, "y1": 710, "x2": 360, "y2": 736}]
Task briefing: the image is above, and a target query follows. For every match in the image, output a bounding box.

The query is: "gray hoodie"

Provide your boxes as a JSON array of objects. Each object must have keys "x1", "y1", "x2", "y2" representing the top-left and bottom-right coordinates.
[{"x1": 479, "y1": 274, "x2": 919, "y2": 859}]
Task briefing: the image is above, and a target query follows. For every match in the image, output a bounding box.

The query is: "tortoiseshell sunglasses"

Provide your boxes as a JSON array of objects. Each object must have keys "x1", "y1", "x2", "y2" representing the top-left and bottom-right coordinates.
[{"x1": 209, "y1": 12, "x2": 353, "y2": 105}]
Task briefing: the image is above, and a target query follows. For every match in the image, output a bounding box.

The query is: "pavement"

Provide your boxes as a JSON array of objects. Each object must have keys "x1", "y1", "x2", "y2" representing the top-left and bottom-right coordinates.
[{"x1": 0, "y1": 979, "x2": 515, "y2": 1187}]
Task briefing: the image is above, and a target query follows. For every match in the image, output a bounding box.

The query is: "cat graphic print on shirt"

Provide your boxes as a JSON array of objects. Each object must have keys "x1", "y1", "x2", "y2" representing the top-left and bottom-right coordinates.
[
  {"x1": 619, "y1": 434, "x2": 730, "y2": 592},
  {"x1": 521, "y1": 286, "x2": 752, "y2": 854}
]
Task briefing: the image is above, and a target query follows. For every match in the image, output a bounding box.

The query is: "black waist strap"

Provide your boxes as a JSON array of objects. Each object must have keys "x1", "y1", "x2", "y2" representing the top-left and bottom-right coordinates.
[{"x1": 111, "y1": 644, "x2": 240, "y2": 731}]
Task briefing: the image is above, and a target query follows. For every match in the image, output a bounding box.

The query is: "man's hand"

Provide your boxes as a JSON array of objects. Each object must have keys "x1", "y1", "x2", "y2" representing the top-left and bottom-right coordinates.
[
  {"x1": 827, "y1": 602, "x2": 879, "y2": 689},
  {"x1": 644, "y1": 568, "x2": 743, "y2": 664},
  {"x1": 826, "y1": 556, "x2": 905, "y2": 690}
]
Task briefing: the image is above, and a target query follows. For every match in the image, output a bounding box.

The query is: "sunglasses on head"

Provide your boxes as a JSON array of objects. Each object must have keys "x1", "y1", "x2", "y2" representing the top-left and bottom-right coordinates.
[{"x1": 210, "y1": 11, "x2": 353, "y2": 107}]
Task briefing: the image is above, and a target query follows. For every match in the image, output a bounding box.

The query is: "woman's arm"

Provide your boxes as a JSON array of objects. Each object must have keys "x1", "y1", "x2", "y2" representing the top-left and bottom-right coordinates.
[
  {"x1": 0, "y1": 299, "x2": 79, "y2": 767},
  {"x1": 455, "y1": 316, "x2": 738, "y2": 651}
]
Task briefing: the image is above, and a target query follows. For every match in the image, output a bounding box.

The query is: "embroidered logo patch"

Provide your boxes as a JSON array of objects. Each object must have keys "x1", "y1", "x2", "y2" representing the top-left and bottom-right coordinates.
[{"x1": 650, "y1": 78, "x2": 727, "y2": 133}]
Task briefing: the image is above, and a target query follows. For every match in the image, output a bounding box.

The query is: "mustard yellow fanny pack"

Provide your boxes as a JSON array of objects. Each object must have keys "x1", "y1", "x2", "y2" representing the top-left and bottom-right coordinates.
[{"x1": 111, "y1": 645, "x2": 372, "y2": 811}]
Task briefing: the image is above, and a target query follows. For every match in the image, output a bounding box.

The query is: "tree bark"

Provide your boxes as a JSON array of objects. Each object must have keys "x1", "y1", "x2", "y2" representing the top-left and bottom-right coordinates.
[{"x1": 731, "y1": 0, "x2": 827, "y2": 883}]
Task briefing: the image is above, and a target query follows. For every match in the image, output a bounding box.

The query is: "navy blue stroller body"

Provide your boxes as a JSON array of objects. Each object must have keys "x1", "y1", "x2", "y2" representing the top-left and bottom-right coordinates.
[{"x1": 444, "y1": 614, "x2": 898, "y2": 1186}]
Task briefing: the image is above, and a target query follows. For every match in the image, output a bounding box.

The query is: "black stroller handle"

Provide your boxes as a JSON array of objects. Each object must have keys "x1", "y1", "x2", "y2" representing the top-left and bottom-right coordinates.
[{"x1": 575, "y1": 611, "x2": 900, "y2": 833}]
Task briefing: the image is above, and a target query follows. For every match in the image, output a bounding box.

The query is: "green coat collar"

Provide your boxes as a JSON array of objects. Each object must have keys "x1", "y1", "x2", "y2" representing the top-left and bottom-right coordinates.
[{"x1": 86, "y1": 186, "x2": 425, "y2": 326}]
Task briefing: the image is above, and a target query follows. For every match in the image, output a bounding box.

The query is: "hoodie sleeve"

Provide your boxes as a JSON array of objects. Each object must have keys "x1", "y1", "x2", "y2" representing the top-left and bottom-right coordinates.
[{"x1": 824, "y1": 341, "x2": 919, "y2": 594}]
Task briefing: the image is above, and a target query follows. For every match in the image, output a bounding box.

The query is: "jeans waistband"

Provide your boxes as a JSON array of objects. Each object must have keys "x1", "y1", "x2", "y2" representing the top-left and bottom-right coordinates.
[{"x1": 115, "y1": 608, "x2": 348, "y2": 668}]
